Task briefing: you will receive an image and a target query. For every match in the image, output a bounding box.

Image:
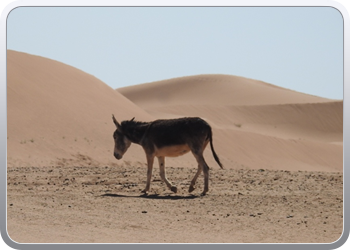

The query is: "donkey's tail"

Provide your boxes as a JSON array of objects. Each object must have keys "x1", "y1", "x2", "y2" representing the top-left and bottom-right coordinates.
[{"x1": 208, "y1": 128, "x2": 224, "y2": 169}]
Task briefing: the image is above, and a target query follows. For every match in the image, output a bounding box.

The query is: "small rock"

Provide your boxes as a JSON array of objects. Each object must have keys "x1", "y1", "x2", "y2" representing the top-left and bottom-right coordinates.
[{"x1": 142, "y1": 211, "x2": 147, "y2": 213}]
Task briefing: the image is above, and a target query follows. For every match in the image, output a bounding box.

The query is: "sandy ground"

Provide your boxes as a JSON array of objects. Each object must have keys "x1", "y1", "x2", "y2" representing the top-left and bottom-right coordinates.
[
  {"x1": 6, "y1": 50, "x2": 343, "y2": 244},
  {"x1": 7, "y1": 162, "x2": 343, "y2": 243}
]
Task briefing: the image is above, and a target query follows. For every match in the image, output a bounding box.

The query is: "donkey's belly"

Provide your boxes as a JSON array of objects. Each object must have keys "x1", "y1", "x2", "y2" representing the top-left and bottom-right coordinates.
[{"x1": 154, "y1": 144, "x2": 191, "y2": 157}]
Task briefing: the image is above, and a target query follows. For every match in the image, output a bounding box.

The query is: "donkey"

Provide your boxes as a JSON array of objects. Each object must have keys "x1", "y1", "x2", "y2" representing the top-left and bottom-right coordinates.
[{"x1": 112, "y1": 115, "x2": 223, "y2": 195}]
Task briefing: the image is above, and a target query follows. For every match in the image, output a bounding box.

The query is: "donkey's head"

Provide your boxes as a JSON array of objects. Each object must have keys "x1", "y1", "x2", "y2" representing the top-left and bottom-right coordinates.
[{"x1": 112, "y1": 115, "x2": 131, "y2": 160}]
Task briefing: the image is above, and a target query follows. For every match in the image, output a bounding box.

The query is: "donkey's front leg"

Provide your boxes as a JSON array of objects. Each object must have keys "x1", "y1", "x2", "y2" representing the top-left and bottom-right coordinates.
[
  {"x1": 157, "y1": 156, "x2": 177, "y2": 193},
  {"x1": 141, "y1": 154, "x2": 154, "y2": 194}
]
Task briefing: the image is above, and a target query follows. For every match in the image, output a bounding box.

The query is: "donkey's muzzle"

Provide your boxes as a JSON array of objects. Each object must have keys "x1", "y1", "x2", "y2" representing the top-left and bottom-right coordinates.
[{"x1": 114, "y1": 152, "x2": 122, "y2": 160}]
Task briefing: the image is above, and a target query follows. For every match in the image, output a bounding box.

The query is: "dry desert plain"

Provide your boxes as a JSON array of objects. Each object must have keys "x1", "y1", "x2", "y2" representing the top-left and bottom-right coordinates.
[{"x1": 7, "y1": 50, "x2": 343, "y2": 243}]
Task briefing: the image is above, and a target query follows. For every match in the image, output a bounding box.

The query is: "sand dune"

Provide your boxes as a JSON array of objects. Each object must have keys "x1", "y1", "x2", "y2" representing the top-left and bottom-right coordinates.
[
  {"x1": 118, "y1": 74, "x2": 332, "y2": 108},
  {"x1": 7, "y1": 51, "x2": 342, "y2": 172},
  {"x1": 118, "y1": 74, "x2": 343, "y2": 172},
  {"x1": 7, "y1": 50, "x2": 153, "y2": 167}
]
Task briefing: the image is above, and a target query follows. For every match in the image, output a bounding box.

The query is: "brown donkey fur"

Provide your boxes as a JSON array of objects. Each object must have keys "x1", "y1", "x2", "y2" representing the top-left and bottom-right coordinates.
[{"x1": 112, "y1": 115, "x2": 223, "y2": 195}]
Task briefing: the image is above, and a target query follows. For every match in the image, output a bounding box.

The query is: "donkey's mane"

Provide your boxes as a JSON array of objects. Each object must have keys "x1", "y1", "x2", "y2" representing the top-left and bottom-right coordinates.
[
  {"x1": 121, "y1": 119, "x2": 150, "y2": 129},
  {"x1": 120, "y1": 119, "x2": 151, "y2": 143}
]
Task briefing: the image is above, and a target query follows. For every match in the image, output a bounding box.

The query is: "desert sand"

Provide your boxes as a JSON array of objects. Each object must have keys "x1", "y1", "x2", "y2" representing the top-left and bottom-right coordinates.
[{"x1": 6, "y1": 50, "x2": 343, "y2": 243}]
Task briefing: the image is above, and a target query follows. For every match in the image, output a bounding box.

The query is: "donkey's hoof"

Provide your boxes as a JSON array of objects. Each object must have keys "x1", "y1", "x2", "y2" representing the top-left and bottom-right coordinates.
[
  {"x1": 170, "y1": 186, "x2": 177, "y2": 193},
  {"x1": 141, "y1": 189, "x2": 149, "y2": 195},
  {"x1": 188, "y1": 185, "x2": 195, "y2": 193},
  {"x1": 201, "y1": 189, "x2": 208, "y2": 196}
]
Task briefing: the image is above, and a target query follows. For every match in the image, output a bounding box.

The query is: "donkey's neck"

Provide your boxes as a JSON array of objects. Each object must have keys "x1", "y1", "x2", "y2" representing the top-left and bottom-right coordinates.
[{"x1": 121, "y1": 121, "x2": 150, "y2": 144}]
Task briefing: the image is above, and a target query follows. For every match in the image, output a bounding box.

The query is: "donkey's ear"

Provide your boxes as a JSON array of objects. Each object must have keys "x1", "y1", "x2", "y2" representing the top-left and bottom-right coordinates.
[
  {"x1": 130, "y1": 117, "x2": 135, "y2": 122},
  {"x1": 112, "y1": 114, "x2": 121, "y2": 129}
]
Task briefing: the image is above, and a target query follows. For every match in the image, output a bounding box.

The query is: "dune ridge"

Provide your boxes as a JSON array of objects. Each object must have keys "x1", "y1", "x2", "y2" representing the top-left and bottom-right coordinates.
[{"x1": 118, "y1": 74, "x2": 333, "y2": 107}]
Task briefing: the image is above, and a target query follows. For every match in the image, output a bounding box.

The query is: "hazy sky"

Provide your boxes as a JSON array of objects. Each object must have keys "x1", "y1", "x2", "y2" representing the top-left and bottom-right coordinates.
[{"x1": 7, "y1": 7, "x2": 343, "y2": 99}]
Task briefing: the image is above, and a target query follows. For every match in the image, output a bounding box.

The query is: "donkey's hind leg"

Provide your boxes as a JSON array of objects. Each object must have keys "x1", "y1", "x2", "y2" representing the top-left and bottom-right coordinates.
[
  {"x1": 157, "y1": 156, "x2": 177, "y2": 193},
  {"x1": 189, "y1": 164, "x2": 202, "y2": 193},
  {"x1": 200, "y1": 157, "x2": 209, "y2": 195},
  {"x1": 191, "y1": 152, "x2": 210, "y2": 195}
]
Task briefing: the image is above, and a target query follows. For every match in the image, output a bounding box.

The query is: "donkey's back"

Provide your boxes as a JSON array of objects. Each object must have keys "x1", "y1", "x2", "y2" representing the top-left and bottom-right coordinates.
[{"x1": 146, "y1": 117, "x2": 211, "y2": 148}]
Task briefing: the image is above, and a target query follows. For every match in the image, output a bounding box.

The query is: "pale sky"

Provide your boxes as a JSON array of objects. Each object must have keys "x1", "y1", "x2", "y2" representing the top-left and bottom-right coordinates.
[{"x1": 7, "y1": 6, "x2": 344, "y2": 99}]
